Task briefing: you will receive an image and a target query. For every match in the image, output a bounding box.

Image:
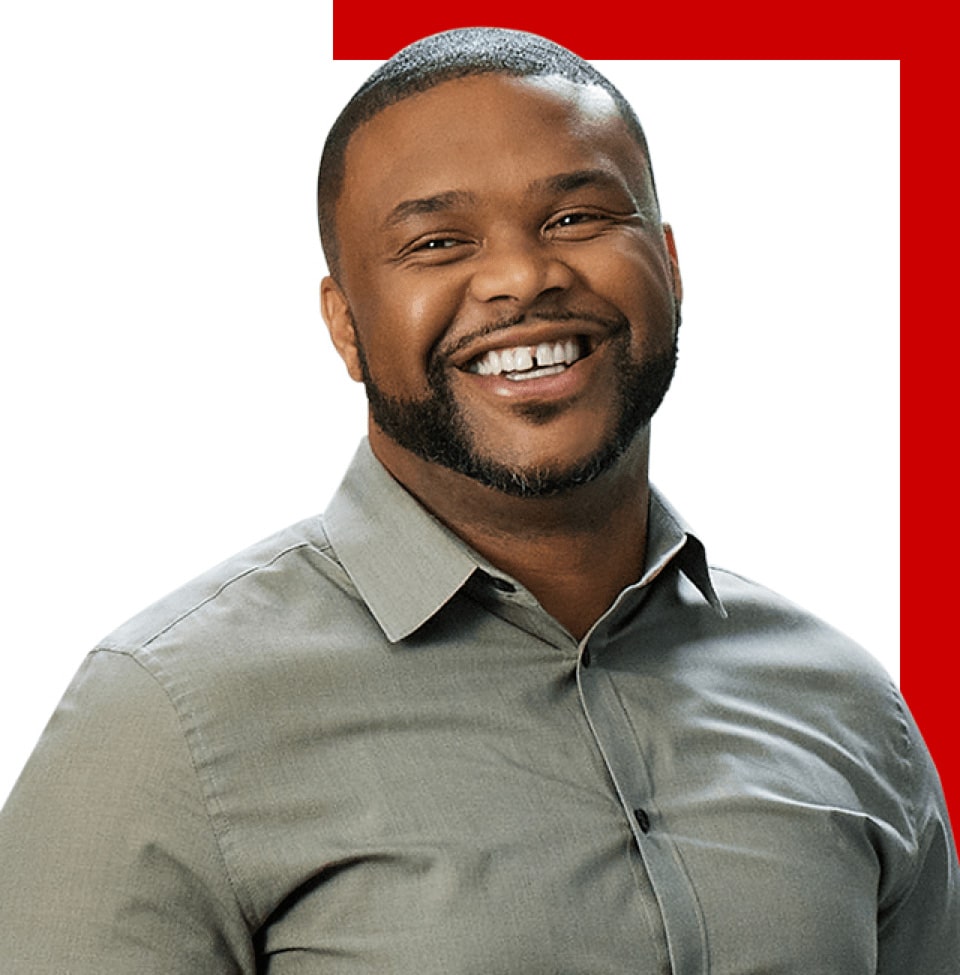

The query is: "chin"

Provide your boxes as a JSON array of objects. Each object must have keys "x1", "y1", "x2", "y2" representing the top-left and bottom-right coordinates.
[{"x1": 449, "y1": 424, "x2": 646, "y2": 498}]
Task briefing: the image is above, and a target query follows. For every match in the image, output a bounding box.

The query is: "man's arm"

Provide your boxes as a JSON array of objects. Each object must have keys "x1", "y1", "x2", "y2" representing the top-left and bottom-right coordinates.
[
  {"x1": 0, "y1": 650, "x2": 254, "y2": 973},
  {"x1": 876, "y1": 702, "x2": 960, "y2": 973}
]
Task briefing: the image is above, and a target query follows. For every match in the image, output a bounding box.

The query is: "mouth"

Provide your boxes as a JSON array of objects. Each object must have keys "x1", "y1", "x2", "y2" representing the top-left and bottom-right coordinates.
[{"x1": 464, "y1": 337, "x2": 588, "y2": 382}]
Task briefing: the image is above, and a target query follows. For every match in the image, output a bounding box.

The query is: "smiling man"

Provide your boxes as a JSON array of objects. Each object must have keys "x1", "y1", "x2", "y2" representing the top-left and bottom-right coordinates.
[
  {"x1": 319, "y1": 63, "x2": 682, "y2": 637},
  {"x1": 0, "y1": 29, "x2": 956, "y2": 974}
]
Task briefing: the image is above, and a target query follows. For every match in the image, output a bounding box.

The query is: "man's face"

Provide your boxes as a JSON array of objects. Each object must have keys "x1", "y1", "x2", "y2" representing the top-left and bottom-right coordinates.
[{"x1": 322, "y1": 74, "x2": 681, "y2": 496}]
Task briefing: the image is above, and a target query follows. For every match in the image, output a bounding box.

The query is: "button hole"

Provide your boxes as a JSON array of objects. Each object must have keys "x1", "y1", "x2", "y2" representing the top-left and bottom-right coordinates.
[{"x1": 633, "y1": 807, "x2": 651, "y2": 834}]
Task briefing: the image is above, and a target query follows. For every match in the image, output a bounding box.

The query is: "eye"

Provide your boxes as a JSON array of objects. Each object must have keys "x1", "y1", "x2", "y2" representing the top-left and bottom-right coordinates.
[
  {"x1": 415, "y1": 237, "x2": 462, "y2": 251},
  {"x1": 544, "y1": 209, "x2": 614, "y2": 239},
  {"x1": 399, "y1": 234, "x2": 474, "y2": 264},
  {"x1": 552, "y1": 211, "x2": 601, "y2": 228}
]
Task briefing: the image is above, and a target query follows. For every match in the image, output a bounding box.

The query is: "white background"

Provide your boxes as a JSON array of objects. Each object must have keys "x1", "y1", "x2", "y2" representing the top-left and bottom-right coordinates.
[{"x1": 0, "y1": 2, "x2": 899, "y2": 804}]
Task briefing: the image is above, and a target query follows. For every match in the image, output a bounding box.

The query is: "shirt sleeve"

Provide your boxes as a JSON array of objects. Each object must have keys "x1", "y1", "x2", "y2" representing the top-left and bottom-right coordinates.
[
  {"x1": 0, "y1": 649, "x2": 255, "y2": 973},
  {"x1": 876, "y1": 698, "x2": 960, "y2": 974}
]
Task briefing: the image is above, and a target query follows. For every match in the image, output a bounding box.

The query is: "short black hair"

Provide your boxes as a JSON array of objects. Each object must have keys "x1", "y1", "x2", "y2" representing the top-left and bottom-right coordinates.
[{"x1": 316, "y1": 26, "x2": 658, "y2": 277}]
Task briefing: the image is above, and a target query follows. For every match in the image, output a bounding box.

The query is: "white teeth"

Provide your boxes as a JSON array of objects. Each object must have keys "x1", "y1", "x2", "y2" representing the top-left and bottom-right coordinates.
[
  {"x1": 470, "y1": 352, "x2": 500, "y2": 376},
  {"x1": 506, "y1": 365, "x2": 567, "y2": 382},
  {"x1": 467, "y1": 338, "x2": 583, "y2": 376}
]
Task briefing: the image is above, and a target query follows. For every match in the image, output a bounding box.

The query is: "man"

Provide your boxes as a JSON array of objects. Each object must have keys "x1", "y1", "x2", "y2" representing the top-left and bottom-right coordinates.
[{"x1": 0, "y1": 28, "x2": 953, "y2": 973}]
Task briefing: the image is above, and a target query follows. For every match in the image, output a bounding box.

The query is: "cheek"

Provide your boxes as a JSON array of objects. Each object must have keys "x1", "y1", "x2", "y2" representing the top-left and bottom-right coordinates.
[
  {"x1": 585, "y1": 242, "x2": 676, "y2": 339},
  {"x1": 351, "y1": 271, "x2": 467, "y2": 390},
  {"x1": 582, "y1": 246, "x2": 672, "y2": 306}
]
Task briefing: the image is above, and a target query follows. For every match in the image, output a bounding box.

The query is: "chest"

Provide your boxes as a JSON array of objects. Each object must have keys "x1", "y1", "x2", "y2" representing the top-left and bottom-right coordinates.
[{"x1": 202, "y1": 647, "x2": 887, "y2": 974}]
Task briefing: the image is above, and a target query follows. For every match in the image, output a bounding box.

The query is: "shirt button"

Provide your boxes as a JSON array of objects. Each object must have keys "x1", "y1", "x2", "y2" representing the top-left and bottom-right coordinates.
[{"x1": 634, "y1": 808, "x2": 651, "y2": 834}]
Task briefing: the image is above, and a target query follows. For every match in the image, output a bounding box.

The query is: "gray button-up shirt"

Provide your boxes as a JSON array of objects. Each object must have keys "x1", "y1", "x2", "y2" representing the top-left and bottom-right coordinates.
[{"x1": 1, "y1": 440, "x2": 957, "y2": 973}]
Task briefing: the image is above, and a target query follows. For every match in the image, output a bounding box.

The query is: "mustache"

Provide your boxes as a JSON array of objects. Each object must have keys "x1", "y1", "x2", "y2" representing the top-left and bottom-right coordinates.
[{"x1": 437, "y1": 306, "x2": 630, "y2": 362}]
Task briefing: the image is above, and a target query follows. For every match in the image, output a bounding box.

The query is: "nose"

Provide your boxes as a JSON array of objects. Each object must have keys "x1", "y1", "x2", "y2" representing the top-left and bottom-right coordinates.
[{"x1": 467, "y1": 235, "x2": 574, "y2": 307}]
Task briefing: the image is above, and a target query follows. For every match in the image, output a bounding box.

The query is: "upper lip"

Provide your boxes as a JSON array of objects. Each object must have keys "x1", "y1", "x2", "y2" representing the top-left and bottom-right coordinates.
[{"x1": 444, "y1": 318, "x2": 619, "y2": 371}]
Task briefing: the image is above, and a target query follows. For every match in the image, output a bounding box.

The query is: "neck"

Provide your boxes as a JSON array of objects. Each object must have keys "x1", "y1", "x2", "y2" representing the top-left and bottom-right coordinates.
[{"x1": 370, "y1": 428, "x2": 652, "y2": 640}]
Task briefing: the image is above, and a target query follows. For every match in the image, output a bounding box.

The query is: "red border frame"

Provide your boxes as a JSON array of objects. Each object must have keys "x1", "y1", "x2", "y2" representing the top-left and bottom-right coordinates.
[
  {"x1": 331, "y1": 8, "x2": 939, "y2": 821},
  {"x1": 332, "y1": 5, "x2": 899, "y2": 59}
]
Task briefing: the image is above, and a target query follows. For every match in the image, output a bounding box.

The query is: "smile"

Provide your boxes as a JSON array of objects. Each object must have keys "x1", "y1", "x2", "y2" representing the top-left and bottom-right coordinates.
[{"x1": 466, "y1": 338, "x2": 585, "y2": 382}]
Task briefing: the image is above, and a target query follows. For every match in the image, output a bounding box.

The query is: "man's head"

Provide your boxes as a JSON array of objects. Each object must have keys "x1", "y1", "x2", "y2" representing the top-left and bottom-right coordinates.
[
  {"x1": 317, "y1": 28, "x2": 659, "y2": 278},
  {"x1": 318, "y1": 29, "x2": 682, "y2": 498}
]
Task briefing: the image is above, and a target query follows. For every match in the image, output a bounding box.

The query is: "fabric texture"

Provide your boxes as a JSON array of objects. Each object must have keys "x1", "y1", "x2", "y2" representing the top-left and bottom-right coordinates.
[{"x1": 1, "y1": 439, "x2": 957, "y2": 973}]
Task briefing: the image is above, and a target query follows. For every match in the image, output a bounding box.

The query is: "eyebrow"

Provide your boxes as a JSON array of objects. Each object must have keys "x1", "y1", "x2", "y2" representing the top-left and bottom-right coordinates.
[
  {"x1": 383, "y1": 190, "x2": 477, "y2": 230},
  {"x1": 381, "y1": 169, "x2": 633, "y2": 231},
  {"x1": 533, "y1": 168, "x2": 629, "y2": 197}
]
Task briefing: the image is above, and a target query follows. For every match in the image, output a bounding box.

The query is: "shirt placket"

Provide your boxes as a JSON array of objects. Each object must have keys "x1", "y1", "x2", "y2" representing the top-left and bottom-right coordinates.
[{"x1": 576, "y1": 634, "x2": 709, "y2": 975}]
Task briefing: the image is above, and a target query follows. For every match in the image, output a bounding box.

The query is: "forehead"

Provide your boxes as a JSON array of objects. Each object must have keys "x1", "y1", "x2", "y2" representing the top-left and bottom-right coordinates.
[{"x1": 336, "y1": 74, "x2": 650, "y2": 229}]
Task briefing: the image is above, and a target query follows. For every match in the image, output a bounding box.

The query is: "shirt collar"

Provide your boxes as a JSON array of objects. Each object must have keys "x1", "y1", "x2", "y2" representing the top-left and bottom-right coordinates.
[
  {"x1": 646, "y1": 489, "x2": 727, "y2": 618},
  {"x1": 323, "y1": 440, "x2": 726, "y2": 642},
  {"x1": 323, "y1": 440, "x2": 480, "y2": 642}
]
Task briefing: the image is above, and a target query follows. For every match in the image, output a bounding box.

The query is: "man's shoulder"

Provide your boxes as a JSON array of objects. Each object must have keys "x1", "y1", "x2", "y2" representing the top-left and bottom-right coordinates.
[
  {"x1": 95, "y1": 513, "x2": 354, "y2": 661},
  {"x1": 702, "y1": 562, "x2": 895, "y2": 696}
]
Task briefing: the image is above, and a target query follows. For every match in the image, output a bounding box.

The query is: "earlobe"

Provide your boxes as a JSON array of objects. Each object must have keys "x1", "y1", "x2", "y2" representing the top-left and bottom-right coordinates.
[
  {"x1": 662, "y1": 224, "x2": 683, "y2": 304},
  {"x1": 320, "y1": 277, "x2": 364, "y2": 383}
]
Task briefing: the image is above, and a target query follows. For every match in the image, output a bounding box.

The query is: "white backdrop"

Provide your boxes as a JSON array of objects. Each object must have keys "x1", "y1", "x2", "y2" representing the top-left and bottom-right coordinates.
[{"x1": 0, "y1": 3, "x2": 899, "y2": 804}]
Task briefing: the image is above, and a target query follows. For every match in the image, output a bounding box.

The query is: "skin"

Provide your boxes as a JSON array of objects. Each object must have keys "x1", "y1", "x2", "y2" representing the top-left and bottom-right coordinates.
[{"x1": 321, "y1": 74, "x2": 682, "y2": 639}]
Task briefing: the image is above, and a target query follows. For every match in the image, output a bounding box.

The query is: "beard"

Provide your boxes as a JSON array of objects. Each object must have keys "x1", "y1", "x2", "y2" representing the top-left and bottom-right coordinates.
[{"x1": 356, "y1": 321, "x2": 679, "y2": 498}]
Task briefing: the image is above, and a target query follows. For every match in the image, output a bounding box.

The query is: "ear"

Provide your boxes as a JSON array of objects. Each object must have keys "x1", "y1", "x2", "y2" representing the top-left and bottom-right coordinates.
[
  {"x1": 661, "y1": 223, "x2": 683, "y2": 304},
  {"x1": 320, "y1": 276, "x2": 364, "y2": 383}
]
